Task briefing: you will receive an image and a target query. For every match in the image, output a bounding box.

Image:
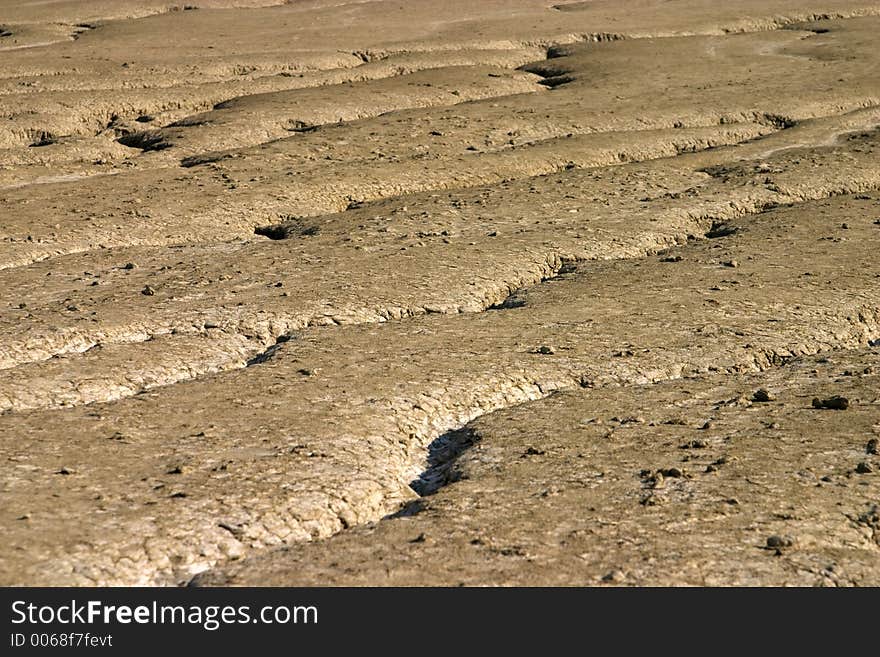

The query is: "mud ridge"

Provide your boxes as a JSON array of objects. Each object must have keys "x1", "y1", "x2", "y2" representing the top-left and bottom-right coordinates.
[
  {"x1": 183, "y1": 307, "x2": 880, "y2": 587},
  {"x1": 370, "y1": 310, "x2": 880, "y2": 523},
  {"x1": 3, "y1": 163, "x2": 880, "y2": 411}
]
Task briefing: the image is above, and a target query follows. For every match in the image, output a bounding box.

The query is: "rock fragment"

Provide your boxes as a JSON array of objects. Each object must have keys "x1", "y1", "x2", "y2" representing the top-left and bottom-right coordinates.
[
  {"x1": 752, "y1": 388, "x2": 774, "y2": 402},
  {"x1": 812, "y1": 396, "x2": 849, "y2": 410}
]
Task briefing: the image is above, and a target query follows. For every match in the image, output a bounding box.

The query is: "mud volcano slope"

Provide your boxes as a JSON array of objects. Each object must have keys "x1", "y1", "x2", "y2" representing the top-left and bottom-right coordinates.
[{"x1": 2, "y1": 1, "x2": 880, "y2": 586}]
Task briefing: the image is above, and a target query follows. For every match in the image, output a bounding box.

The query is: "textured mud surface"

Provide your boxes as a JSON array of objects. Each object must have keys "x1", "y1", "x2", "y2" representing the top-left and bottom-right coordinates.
[{"x1": 1, "y1": 1, "x2": 879, "y2": 586}]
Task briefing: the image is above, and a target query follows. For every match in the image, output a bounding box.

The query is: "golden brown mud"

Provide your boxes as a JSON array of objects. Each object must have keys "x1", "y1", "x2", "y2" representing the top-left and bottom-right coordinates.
[{"x1": 1, "y1": 1, "x2": 879, "y2": 585}]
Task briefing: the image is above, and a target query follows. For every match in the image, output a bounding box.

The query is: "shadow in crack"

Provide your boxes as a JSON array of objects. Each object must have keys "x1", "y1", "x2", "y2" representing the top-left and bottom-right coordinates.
[
  {"x1": 409, "y1": 427, "x2": 478, "y2": 497},
  {"x1": 487, "y1": 289, "x2": 527, "y2": 311}
]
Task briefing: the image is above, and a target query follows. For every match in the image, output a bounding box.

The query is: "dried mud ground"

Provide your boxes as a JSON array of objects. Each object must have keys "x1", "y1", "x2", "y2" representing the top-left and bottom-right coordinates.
[{"x1": 2, "y1": 1, "x2": 880, "y2": 587}]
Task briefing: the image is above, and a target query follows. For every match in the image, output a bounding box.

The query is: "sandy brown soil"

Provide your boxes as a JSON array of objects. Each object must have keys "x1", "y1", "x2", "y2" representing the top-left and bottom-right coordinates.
[{"x1": 1, "y1": 1, "x2": 879, "y2": 586}]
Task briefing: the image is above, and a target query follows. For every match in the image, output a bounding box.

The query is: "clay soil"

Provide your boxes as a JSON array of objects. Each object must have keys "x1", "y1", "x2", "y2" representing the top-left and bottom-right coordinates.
[{"x1": 1, "y1": 0, "x2": 879, "y2": 586}]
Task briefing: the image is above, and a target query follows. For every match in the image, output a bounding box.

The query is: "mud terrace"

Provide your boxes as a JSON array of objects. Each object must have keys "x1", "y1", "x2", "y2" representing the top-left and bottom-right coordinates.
[{"x1": 2, "y1": 0, "x2": 879, "y2": 586}]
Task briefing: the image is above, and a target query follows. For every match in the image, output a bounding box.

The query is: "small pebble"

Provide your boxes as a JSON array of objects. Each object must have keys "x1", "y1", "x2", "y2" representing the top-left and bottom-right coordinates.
[
  {"x1": 766, "y1": 535, "x2": 793, "y2": 549},
  {"x1": 752, "y1": 388, "x2": 774, "y2": 402},
  {"x1": 855, "y1": 461, "x2": 874, "y2": 474},
  {"x1": 141, "y1": 285, "x2": 156, "y2": 296}
]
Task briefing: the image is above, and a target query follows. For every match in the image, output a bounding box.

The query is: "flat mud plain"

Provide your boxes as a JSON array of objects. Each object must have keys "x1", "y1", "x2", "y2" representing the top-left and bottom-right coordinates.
[{"x1": 2, "y1": 0, "x2": 880, "y2": 586}]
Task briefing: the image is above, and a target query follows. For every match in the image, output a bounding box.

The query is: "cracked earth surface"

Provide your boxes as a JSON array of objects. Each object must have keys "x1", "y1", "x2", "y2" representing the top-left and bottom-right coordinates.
[{"x1": 1, "y1": 0, "x2": 879, "y2": 586}]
